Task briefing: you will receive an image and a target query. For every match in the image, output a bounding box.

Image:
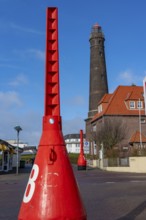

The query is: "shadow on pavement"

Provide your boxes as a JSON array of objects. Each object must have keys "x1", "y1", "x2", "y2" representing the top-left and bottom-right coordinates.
[
  {"x1": 0, "y1": 164, "x2": 32, "y2": 175},
  {"x1": 117, "y1": 200, "x2": 146, "y2": 220}
]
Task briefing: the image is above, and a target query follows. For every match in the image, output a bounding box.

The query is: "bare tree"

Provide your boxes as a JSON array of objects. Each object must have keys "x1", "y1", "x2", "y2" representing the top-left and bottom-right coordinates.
[{"x1": 95, "y1": 118, "x2": 128, "y2": 151}]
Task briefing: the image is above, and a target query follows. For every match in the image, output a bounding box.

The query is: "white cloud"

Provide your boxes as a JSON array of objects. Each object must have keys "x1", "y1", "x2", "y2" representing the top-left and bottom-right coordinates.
[
  {"x1": 8, "y1": 73, "x2": 28, "y2": 87},
  {"x1": 20, "y1": 112, "x2": 42, "y2": 146},
  {"x1": 0, "y1": 91, "x2": 22, "y2": 108},
  {"x1": 0, "y1": 58, "x2": 20, "y2": 69},
  {"x1": 65, "y1": 95, "x2": 85, "y2": 106},
  {"x1": 71, "y1": 95, "x2": 85, "y2": 105},
  {"x1": 119, "y1": 70, "x2": 133, "y2": 83},
  {"x1": 26, "y1": 49, "x2": 45, "y2": 60},
  {"x1": 10, "y1": 22, "x2": 44, "y2": 35},
  {"x1": 0, "y1": 64, "x2": 19, "y2": 69},
  {"x1": 0, "y1": 108, "x2": 85, "y2": 146},
  {"x1": 62, "y1": 117, "x2": 85, "y2": 135},
  {"x1": 118, "y1": 69, "x2": 144, "y2": 85},
  {"x1": 0, "y1": 109, "x2": 42, "y2": 146},
  {"x1": 14, "y1": 49, "x2": 45, "y2": 61}
]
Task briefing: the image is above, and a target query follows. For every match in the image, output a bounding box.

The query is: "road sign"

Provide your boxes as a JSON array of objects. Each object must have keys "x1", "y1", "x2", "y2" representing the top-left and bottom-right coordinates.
[{"x1": 84, "y1": 141, "x2": 89, "y2": 146}]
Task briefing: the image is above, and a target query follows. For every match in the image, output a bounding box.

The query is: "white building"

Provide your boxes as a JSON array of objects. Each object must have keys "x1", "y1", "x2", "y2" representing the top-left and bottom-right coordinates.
[
  {"x1": 0, "y1": 139, "x2": 23, "y2": 172},
  {"x1": 64, "y1": 134, "x2": 89, "y2": 154},
  {"x1": 7, "y1": 139, "x2": 28, "y2": 149}
]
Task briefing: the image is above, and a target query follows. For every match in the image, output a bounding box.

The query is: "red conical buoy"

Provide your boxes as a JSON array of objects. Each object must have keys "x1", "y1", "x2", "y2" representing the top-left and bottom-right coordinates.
[
  {"x1": 77, "y1": 130, "x2": 87, "y2": 170},
  {"x1": 18, "y1": 7, "x2": 86, "y2": 220}
]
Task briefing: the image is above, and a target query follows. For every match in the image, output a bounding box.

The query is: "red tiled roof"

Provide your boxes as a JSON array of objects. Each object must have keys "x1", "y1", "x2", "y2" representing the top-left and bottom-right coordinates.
[
  {"x1": 99, "y1": 93, "x2": 112, "y2": 104},
  {"x1": 92, "y1": 85, "x2": 145, "y2": 122},
  {"x1": 125, "y1": 91, "x2": 141, "y2": 100},
  {"x1": 129, "y1": 131, "x2": 146, "y2": 143}
]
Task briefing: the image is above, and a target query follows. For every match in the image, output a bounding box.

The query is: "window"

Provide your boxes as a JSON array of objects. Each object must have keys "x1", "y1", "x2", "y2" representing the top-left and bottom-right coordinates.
[
  {"x1": 141, "y1": 118, "x2": 146, "y2": 124},
  {"x1": 76, "y1": 144, "x2": 80, "y2": 148},
  {"x1": 137, "y1": 101, "x2": 143, "y2": 109},
  {"x1": 129, "y1": 101, "x2": 135, "y2": 109},
  {"x1": 93, "y1": 125, "x2": 96, "y2": 132},
  {"x1": 98, "y1": 104, "x2": 102, "y2": 113}
]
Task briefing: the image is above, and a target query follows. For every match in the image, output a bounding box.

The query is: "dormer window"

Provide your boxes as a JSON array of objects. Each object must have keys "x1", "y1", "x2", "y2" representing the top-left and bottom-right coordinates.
[
  {"x1": 137, "y1": 100, "x2": 143, "y2": 109},
  {"x1": 129, "y1": 101, "x2": 135, "y2": 109}
]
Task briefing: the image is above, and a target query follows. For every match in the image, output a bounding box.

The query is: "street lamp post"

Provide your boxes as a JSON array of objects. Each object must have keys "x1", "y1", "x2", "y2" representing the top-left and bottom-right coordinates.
[{"x1": 14, "y1": 126, "x2": 22, "y2": 175}]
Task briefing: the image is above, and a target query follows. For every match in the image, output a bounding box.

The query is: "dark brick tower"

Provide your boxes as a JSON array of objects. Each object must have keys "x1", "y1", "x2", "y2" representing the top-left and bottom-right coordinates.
[
  {"x1": 85, "y1": 23, "x2": 108, "y2": 150},
  {"x1": 88, "y1": 23, "x2": 108, "y2": 119}
]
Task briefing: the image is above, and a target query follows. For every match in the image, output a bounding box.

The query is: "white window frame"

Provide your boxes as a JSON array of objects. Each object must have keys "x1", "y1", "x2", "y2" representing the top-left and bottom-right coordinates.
[
  {"x1": 98, "y1": 104, "x2": 102, "y2": 113},
  {"x1": 129, "y1": 101, "x2": 135, "y2": 109},
  {"x1": 137, "y1": 101, "x2": 143, "y2": 109}
]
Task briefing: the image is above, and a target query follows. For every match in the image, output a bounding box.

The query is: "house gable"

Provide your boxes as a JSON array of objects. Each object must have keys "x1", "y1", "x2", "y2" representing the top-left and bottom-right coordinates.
[{"x1": 92, "y1": 85, "x2": 145, "y2": 123}]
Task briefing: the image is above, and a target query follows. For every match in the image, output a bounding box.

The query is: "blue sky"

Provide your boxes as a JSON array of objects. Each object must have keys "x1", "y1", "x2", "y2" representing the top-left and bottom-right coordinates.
[{"x1": 0, "y1": 0, "x2": 146, "y2": 145}]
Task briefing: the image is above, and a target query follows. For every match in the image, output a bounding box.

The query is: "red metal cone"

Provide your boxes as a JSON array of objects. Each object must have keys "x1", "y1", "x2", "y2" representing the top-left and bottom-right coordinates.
[
  {"x1": 18, "y1": 116, "x2": 86, "y2": 219},
  {"x1": 18, "y1": 7, "x2": 86, "y2": 220}
]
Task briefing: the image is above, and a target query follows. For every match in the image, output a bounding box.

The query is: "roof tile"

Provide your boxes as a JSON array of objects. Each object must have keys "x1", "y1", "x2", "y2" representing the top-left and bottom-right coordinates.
[{"x1": 92, "y1": 85, "x2": 145, "y2": 122}]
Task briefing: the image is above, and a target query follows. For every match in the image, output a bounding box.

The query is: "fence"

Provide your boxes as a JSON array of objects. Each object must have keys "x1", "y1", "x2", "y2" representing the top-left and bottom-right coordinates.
[
  {"x1": 88, "y1": 157, "x2": 146, "y2": 173},
  {"x1": 104, "y1": 157, "x2": 129, "y2": 167}
]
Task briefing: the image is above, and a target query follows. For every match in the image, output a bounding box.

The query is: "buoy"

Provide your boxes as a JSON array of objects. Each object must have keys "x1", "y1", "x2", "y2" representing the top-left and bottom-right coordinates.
[
  {"x1": 18, "y1": 7, "x2": 86, "y2": 220},
  {"x1": 77, "y1": 130, "x2": 87, "y2": 170}
]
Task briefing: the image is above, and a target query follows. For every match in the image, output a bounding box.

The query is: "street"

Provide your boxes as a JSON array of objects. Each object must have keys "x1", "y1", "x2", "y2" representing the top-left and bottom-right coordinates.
[
  {"x1": 75, "y1": 167, "x2": 146, "y2": 220},
  {"x1": 0, "y1": 165, "x2": 146, "y2": 219}
]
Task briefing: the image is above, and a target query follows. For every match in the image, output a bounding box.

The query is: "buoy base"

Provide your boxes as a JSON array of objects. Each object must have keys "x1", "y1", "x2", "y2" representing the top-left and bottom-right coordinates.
[{"x1": 78, "y1": 165, "x2": 86, "y2": 170}]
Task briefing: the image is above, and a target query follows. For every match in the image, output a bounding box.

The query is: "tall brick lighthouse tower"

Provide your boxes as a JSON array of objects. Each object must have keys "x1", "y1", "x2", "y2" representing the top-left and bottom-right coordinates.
[
  {"x1": 85, "y1": 23, "x2": 108, "y2": 143},
  {"x1": 88, "y1": 23, "x2": 108, "y2": 118}
]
